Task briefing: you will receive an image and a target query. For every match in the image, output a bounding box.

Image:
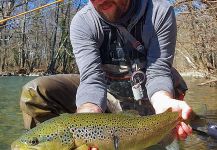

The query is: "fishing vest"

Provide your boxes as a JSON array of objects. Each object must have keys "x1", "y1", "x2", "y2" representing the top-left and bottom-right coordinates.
[
  {"x1": 99, "y1": 16, "x2": 148, "y2": 81},
  {"x1": 99, "y1": 16, "x2": 188, "y2": 100}
]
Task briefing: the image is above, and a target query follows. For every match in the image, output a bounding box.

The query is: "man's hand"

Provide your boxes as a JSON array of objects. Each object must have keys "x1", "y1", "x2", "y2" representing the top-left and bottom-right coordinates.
[
  {"x1": 76, "y1": 103, "x2": 101, "y2": 150},
  {"x1": 151, "y1": 91, "x2": 192, "y2": 140},
  {"x1": 76, "y1": 103, "x2": 102, "y2": 113}
]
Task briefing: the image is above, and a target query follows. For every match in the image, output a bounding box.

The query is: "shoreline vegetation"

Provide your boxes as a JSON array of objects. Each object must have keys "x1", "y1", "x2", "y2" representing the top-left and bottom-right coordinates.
[
  {"x1": 0, "y1": 71, "x2": 45, "y2": 77},
  {"x1": 0, "y1": 68, "x2": 46, "y2": 77},
  {"x1": 0, "y1": 68, "x2": 213, "y2": 77},
  {"x1": 1, "y1": 68, "x2": 217, "y2": 87}
]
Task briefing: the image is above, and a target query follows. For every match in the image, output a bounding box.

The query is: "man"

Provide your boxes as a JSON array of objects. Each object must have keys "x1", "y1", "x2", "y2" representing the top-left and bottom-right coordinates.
[
  {"x1": 70, "y1": 0, "x2": 192, "y2": 139},
  {"x1": 20, "y1": 0, "x2": 192, "y2": 147}
]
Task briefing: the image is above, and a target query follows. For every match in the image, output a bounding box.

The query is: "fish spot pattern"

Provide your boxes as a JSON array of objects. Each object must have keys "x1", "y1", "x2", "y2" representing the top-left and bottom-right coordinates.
[{"x1": 14, "y1": 112, "x2": 180, "y2": 148}]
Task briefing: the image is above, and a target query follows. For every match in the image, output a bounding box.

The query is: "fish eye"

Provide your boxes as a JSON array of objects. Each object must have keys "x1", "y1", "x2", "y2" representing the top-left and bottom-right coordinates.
[{"x1": 29, "y1": 137, "x2": 39, "y2": 146}]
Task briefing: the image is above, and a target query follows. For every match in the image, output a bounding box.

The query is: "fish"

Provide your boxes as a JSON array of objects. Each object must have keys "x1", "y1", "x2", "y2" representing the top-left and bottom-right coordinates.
[{"x1": 11, "y1": 109, "x2": 181, "y2": 150}]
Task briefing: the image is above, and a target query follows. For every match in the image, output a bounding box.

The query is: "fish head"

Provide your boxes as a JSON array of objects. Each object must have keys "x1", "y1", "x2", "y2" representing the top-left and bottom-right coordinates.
[
  {"x1": 11, "y1": 136, "x2": 73, "y2": 150},
  {"x1": 11, "y1": 116, "x2": 75, "y2": 150},
  {"x1": 11, "y1": 129, "x2": 74, "y2": 150}
]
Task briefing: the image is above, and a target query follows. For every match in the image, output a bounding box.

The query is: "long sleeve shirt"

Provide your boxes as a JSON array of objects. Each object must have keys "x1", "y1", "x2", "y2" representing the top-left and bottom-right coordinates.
[{"x1": 70, "y1": 0, "x2": 177, "y2": 111}]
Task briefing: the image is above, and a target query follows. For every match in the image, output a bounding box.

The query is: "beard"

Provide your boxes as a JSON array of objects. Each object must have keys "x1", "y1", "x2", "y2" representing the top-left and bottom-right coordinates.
[
  {"x1": 95, "y1": 1, "x2": 128, "y2": 23},
  {"x1": 99, "y1": 7, "x2": 122, "y2": 23}
]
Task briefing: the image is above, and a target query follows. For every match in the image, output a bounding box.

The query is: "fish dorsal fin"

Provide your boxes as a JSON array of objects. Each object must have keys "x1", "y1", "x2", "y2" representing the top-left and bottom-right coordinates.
[
  {"x1": 118, "y1": 110, "x2": 141, "y2": 117},
  {"x1": 165, "y1": 108, "x2": 173, "y2": 113},
  {"x1": 60, "y1": 113, "x2": 71, "y2": 116}
]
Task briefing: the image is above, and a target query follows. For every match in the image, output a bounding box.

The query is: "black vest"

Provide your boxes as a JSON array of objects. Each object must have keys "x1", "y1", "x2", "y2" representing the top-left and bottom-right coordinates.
[{"x1": 99, "y1": 16, "x2": 147, "y2": 67}]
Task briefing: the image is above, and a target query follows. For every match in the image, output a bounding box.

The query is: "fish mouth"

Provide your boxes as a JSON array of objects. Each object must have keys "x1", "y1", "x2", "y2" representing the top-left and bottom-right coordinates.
[
  {"x1": 11, "y1": 145, "x2": 38, "y2": 150},
  {"x1": 11, "y1": 140, "x2": 74, "y2": 150},
  {"x1": 11, "y1": 142, "x2": 39, "y2": 150}
]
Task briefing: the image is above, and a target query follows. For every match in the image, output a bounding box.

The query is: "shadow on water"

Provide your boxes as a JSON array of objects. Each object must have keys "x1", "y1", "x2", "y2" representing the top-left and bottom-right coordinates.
[{"x1": 0, "y1": 76, "x2": 217, "y2": 150}]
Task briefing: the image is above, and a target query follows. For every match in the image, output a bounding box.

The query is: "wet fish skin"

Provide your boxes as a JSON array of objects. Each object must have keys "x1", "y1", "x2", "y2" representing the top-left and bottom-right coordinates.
[{"x1": 11, "y1": 110, "x2": 181, "y2": 150}]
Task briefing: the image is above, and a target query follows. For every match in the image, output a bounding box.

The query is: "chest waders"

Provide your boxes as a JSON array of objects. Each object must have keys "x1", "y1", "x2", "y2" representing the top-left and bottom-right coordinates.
[{"x1": 99, "y1": 14, "x2": 148, "y2": 104}]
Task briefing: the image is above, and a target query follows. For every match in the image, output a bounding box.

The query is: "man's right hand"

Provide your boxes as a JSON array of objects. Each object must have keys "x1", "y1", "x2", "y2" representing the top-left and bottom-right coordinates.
[
  {"x1": 76, "y1": 103, "x2": 101, "y2": 150},
  {"x1": 76, "y1": 103, "x2": 102, "y2": 113}
]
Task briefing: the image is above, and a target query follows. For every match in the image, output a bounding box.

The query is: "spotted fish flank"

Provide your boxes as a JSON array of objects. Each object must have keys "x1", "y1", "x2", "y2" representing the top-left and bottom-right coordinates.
[{"x1": 11, "y1": 110, "x2": 181, "y2": 150}]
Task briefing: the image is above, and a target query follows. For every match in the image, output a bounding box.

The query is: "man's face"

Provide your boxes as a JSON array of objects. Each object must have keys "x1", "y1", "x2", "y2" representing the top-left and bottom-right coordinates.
[{"x1": 91, "y1": 0, "x2": 131, "y2": 23}]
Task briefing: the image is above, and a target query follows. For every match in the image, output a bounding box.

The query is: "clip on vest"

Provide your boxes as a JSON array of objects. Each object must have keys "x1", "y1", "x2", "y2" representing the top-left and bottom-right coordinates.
[{"x1": 131, "y1": 70, "x2": 146, "y2": 101}]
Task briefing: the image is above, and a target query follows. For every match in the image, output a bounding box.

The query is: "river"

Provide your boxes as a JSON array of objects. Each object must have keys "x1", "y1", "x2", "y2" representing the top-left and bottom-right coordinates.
[{"x1": 0, "y1": 76, "x2": 216, "y2": 150}]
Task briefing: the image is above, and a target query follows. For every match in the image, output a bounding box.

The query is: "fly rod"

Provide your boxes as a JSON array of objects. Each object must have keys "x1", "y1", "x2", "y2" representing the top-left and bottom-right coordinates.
[{"x1": 0, "y1": 0, "x2": 64, "y2": 25}]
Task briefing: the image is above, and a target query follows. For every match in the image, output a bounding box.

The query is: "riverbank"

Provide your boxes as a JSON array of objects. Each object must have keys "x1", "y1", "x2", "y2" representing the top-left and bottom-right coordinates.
[
  {"x1": 0, "y1": 71, "x2": 45, "y2": 77},
  {"x1": 1, "y1": 69, "x2": 214, "y2": 78},
  {"x1": 1, "y1": 68, "x2": 217, "y2": 86},
  {"x1": 0, "y1": 67, "x2": 48, "y2": 77},
  {"x1": 0, "y1": 68, "x2": 48, "y2": 77},
  {"x1": 180, "y1": 71, "x2": 217, "y2": 87},
  {"x1": 1, "y1": 70, "x2": 216, "y2": 78}
]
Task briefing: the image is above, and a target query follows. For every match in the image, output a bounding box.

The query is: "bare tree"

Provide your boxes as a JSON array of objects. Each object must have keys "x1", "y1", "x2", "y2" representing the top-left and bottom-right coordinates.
[{"x1": 174, "y1": 0, "x2": 217, "y2": 77}]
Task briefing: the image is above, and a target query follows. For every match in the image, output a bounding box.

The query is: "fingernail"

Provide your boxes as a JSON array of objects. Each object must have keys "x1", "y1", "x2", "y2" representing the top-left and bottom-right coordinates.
[{"x1": 188, "y1": 124, "x2": 192, "y2": 129}]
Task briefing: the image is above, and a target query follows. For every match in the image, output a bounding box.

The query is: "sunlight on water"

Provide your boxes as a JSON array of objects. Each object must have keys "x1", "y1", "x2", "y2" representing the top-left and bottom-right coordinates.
[{"x1": 0, "y1": 76, "x2": 216, "y2": 150}]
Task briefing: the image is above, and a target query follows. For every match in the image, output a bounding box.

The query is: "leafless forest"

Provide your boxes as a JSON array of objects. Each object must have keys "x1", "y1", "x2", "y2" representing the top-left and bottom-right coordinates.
[
  {"x1": 0, "y1": 0, "x2": 216, "y2": 77},
  {"x1": 174, "y1": 0, "x2": 217, "y2": 79}
]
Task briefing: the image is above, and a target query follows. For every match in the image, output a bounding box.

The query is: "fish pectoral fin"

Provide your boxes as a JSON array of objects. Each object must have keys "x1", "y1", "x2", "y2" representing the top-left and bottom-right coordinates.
[
  {"x1": 113, "y1": 135, "x2": 120, "y2": 150},
  {"x1": 73, "y1": 144, "x2": 91, "y2": 150},
  {"x1": 165, "y1": 108, "x2": 173, "y2": 113}
]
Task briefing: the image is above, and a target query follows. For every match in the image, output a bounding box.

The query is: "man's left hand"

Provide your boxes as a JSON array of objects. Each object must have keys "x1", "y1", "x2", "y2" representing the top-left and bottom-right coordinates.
[{"x1": 151, "y1": 91, "x2": 192, "y2": 140}]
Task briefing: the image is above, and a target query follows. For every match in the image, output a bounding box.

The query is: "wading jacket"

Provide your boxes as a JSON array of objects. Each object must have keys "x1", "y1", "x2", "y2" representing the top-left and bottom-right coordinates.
[{"x1": 70, "y1": 0, "x2": 177, "y2": 111}]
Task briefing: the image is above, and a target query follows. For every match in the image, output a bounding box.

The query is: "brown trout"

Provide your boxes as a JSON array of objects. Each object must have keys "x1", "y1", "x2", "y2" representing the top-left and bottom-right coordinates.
[{"x1": 11, "y1": 110, "x2": 181, "y2": 150}]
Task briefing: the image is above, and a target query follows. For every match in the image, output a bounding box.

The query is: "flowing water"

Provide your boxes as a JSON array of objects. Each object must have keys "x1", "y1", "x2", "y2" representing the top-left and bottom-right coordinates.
[
  {"x1": 181, "y1": 77, "x2": 217, "y2": 150},
  {"x1": 0, "y1": 76, "x2": 36, "y2": 150},
  {"x1": 0, "y1": 76, "x2": 216, "y2": 150}
]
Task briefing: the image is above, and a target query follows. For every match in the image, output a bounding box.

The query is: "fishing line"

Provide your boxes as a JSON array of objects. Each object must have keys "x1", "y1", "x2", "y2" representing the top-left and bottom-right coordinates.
[
  {"x1": 0, "y1": 0, "x2": 76, "y2": 30},
  {"x1": 0, "y1": 0, "x2": 64, "y2": 24}
]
